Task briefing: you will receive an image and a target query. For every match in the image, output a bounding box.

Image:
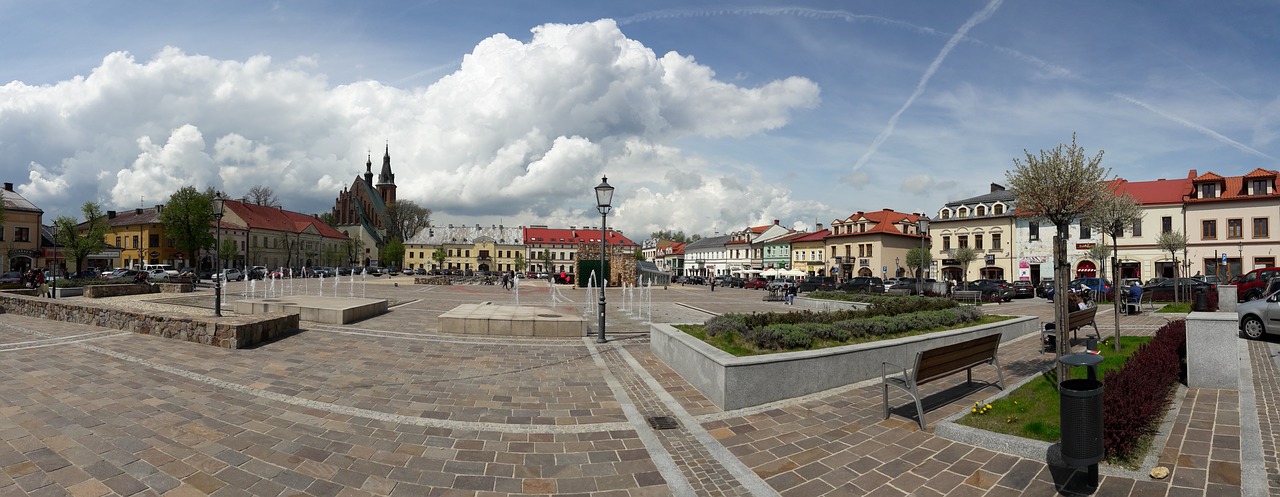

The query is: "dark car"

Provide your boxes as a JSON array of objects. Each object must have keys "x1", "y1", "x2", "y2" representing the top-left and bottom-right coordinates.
[
  {"x1": 1036, "y1": 279, "x2": 1055, "y2": 298},
  {"x1": 962, "y1": 279, "x2": 1014, "y2": 302},
  {"x1": 838, "y1": 276, "x2": 885, "y2": 293},
  {"x1": 1069, "y1": 277, "x2": 1114, "y2": 301},
  {"x1": 743, "y1": 278, "x2": 768, "y2": 289},
  {"x1": 1143, "y1": 277, "x2": 1215, "y2": 302},
  {"x1": 889, "y1": 278, "x2": 930, "y2": 295},
  {"x1": 796, "y1": 277, "x2": 837, "y2": 293},
  {"x1": 1011, "y1": 281, "x2": 1035, "y2": 298},
  {"x1": 0, "y1": 271, "x2": 22, "y2": 284}
]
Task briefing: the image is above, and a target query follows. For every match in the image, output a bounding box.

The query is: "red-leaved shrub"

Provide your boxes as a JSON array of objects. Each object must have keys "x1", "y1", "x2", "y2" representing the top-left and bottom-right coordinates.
[{"x1": 1101, "y1": 319, "x2": 1186, "y2": 459}]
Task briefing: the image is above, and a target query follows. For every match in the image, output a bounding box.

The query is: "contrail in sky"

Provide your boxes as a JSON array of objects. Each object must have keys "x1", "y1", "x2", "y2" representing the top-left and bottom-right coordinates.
[
  {"x1": 1112, "y1": 93, "x2": 1273, "y2": 159},
  {"x1": 850, "y1": 0, "x2": 1003, "y2": 173}
]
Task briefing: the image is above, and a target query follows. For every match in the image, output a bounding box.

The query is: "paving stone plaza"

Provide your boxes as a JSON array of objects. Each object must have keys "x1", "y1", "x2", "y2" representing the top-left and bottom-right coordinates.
[{"x1": 0, "y1": 278, "x2": 1274, "y2": 496}]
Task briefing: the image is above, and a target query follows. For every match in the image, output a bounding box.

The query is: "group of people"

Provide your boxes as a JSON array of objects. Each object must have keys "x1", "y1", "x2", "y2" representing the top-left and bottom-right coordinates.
[{"x1": 19, "y1": 268, "x2": 45, "y2": 289}]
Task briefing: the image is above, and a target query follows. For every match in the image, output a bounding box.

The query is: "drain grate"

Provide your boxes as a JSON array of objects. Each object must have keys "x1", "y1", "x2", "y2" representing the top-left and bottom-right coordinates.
[{"x1": 646, "y1": 416, "x2": 679, "y2": 430}]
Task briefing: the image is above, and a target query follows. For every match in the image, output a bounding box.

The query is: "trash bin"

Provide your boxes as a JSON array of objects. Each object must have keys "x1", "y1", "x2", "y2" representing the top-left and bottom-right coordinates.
[
  {"x1": 1059, "y1": 353, "x2": 1104, "y2": 487},
  {"x1": 1192, "y1": 288, "x2": 1209, "y2": 312}
]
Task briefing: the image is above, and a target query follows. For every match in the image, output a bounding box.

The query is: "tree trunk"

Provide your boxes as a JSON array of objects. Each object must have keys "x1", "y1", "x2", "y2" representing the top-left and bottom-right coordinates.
[
  {"x1": 1055, "y1": 234, "x2": 1071, "y2": 383},
  {"x1": 1112, "y1": 238, "x2": 1121, "y2": 353}
]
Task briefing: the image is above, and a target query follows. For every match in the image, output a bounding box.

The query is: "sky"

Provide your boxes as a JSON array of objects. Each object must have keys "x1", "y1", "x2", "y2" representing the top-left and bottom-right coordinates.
[{"x1": 2, "y1": 1, "x2": 1278, "y2": 240}]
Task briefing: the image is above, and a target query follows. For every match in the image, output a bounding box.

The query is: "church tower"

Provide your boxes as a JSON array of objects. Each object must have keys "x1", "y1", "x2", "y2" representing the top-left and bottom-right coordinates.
[
  {"x1": 363, "y1": 153, "x2": 374, "y2": 186},
  {"x1": 375, "y1": 145, "x2": 397, "y2": 205}
]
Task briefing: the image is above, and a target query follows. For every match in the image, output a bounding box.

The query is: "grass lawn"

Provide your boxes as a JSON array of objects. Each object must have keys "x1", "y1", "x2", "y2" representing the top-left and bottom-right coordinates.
[
  {"x1": 674, "y1": 315, "x2": 1014, "y2": 357},
  {"x1": 1157, "y1": 302, "x2": 1192, "y2": 313},
  {"x1": 954, "y1": 336, "x2": 1151, "y2": 444}
]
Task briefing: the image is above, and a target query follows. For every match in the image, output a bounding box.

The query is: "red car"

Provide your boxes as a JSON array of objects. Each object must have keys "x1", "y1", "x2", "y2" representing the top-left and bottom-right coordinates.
[{"x1": 743, "y1": 278, "x2": 769, "y2": 289}]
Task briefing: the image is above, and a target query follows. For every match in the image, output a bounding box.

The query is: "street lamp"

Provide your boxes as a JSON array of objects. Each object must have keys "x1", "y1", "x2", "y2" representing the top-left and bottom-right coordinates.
[
  {"x1": 213, "y1": 192, "x2": 226, "y2": 317},
  {"x1": 594, "y1": 175, "x2": 614, "y2": 343},
  {"x1": 895, "y1": 256, "x2": 900, "y2": 277},
  {"x1": 1238, "y1": 240, "x2": 1244, "y2": 278},
  {"x1": 917, "y1": 214, "x2": 930, "y2": 296},
  {"x1": 51, "y1": 223, "x2": 58, "y2": 299}
]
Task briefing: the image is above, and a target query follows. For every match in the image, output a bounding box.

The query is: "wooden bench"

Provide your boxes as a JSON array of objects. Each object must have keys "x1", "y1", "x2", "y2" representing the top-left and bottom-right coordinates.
[
  {"x1": 951, "y1": 290, "x2": 981, "y2": 304},
  {"x1": 882, "y1": 333, "x2": 1006, "y2": 430},
  {"x1": 1040, "y1": 306, "x2": 1099, "y2": 353}
]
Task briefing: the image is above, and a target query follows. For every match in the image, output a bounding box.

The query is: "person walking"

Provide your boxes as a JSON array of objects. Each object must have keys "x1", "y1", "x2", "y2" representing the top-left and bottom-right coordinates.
[
  {"x1": 785, "y1": 284, "x2": 797, "y2": 305},
  {"x1": 710, "y1": 276, "x2": 716, "y2": 292}
]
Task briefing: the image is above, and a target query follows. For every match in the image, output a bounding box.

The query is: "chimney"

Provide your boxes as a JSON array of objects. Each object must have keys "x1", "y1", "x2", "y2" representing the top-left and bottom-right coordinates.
[
  {"x1": 774, "y1": 219, "x2": 779, "y2": 225},
  {"x1": 136, "y1": 208, "x2": 143, "y2": 215},
  {"x1": 2, "y1": 182, "x2": 11, "y2": 191},
  {"x1": 991, "y1": 183, "x2": 1004, "y2": 192},
  {"x1": 1188, "y1": 169, "x2": 1197, "y2": 179},
  {"x1": 155, "y1": 204, "x2": 163, "y2": 213},
  {"x1": 107, "y1": 210, "x2": 117, "y2": 219},
  {"x1": 816, "y1": 223, "x2": 823, "y2": 231}
]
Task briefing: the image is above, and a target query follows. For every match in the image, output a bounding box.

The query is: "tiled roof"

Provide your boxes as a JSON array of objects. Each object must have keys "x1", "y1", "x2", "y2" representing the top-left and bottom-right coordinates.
[
  {"x1": 943, "y1": 189, "x2": 1015, "y2": 208},
  {"x1": 683, "y1": 235, "x2": 732, "y2": 251},
  {"x1": 406, "y1": 225, "x2": 524, "y2": 245},
  {"x1": 105, "y1": 207, "x2": 162, "y2": 227},
  {"x1": 1244, "y1": 168, "x2": 1277, "y2": 179},
  {"x1": 224, "y1": 200, "x2": 347, "y2": 239},
  {"x1": 792, "y1": 229, "x2": 829, "y2": 243},
  {"x1": 523, "y1": 226, "x2": 637, "y2": 247},
  {"x1": 1192, "y1": 171, "x2": 1224, "y2": 182},
  {"x1": 1111, "y1": 177, "x2": 1192, "y2": 205},
  {"x1": 0, "y1": 188, "x2": 41, "y2": 212},
  {"x1": 832, "y1": 209, "x2": 922, "y2": 238}
]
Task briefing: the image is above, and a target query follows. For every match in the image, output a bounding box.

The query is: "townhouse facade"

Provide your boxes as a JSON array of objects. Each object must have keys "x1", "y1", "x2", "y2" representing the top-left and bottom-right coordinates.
[
  {"x1": 789, "y1": 228, "x2": 829, "y2": 276},
  {"x1": 102, "y1": 206, "x2": 186, "y2": 270},
  {"x1": 219, "y1": 200, "x2": 349, "y2": 271},
  {"x1": 402, "y1": 224, "x2": 525, "y2": 273},
  {"x1": 682, "y1": 235, "x2": 731, "y2": 277},
  {"x1": 1183, "y1": 168, "x2": 1280, "y2": 280},
  {"x1": 825, "y1": 209, "x2": 927, "y2": 281},
  {"x1": 1, "y1": 182, "x2": 44, "y2": 273},
  {"x1": 932, "y1": 184, "x2": 1018, "y2": 282},
  {"x1": 522, "y1": 225, "x2": 638, "y2": 276}
]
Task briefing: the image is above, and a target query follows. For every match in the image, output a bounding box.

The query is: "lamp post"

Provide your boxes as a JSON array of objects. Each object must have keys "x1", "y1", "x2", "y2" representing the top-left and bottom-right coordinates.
[
  {"x1": 51, "y1": 223, "x2": 58, "y2": 299},
  {"x1": 1238, "y1": 240, "x2": 1244, "y2": 278},
  {"x1": 895, "y1": 256, "x2": 900, "y2": 277},
  {"x1": 917, "y1": 214, "x2": 930, "y2": 296},
  {"x1": 594, "y1": 176, "x2": 614, "y2": 343},
  {"x1": 213, "y1": 193, "x2": 226, "y2": 317}
]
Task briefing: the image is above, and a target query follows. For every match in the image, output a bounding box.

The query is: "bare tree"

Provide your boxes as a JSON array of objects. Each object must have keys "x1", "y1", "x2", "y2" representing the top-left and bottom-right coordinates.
[
  {"x1": 385, "y1": 200, "x2": 432, "y2": 240},
  {"x1": 1006, "y1": 133, "x2": 1112, "y2": 381},
  {"x1": 1084, "y1": 190, "x2": 1144, "y2": 351},
  {"x1": 246, "y1": 185, "x2": 280, "y2": 207},
  {"x1": 953, "y1": 246, "x2": 978, "y2": 288},
  {"x1": 1157, "y1": 230, "x2": 1188, "y2": 303}
]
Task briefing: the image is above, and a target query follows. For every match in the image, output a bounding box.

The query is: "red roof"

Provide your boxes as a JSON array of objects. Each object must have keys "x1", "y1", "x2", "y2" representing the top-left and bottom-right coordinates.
[
  {"x1": 1185, "y1": 169, "x2": 1280, "y2": 203},
  {"x1": 224, "y1": 200, "x2": 347, "y2": 239},
  {"x1": 1111, "y1": 177, "x2": 1192, "y2": 205},
  {"x1": 1244, "y1": 167, "x2": 1277, "y2": 179},
  {"x1": 523, "y1": 227, "x2": 637, "y2": 247},
  {"x1": 1192, "y1": 171, "x2": 1224, "y2": 182},
  {"x1": 831, "y1": 209, "x2": 922, "y2": 238},
  {"x1": 792, "y1": 229, "x2": 830, "y2": 242}
]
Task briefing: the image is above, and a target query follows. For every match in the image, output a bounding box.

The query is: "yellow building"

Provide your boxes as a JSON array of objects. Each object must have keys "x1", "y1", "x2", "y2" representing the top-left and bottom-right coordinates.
[
  {"x1": 102, "y1": 206, "x2": 185, "y2": 270},
  {"x1": 403, "y1": 224, "x2": 526, "y2": 272},
  {"x1": 825, "y1": 209, "x2": 926, "y2": 280},
  {"x1": 1, "y1": 182, "x2": 44, "y2": 272},
  {"x1": 788, "y1": 225, "x2": 829, "y2": 277}
]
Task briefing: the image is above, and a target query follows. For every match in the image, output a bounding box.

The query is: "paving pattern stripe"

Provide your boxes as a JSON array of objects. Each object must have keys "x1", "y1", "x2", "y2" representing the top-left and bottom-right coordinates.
[
  {"x1": 613, "y1": 344, "x2": 781, "y2": 497},
  {"x1": 0, "y1": 320, "x2": 635, "y2": 435},
  {"x1": 0, "y1": 331, "x2": 128, "y2": 351},
  {"x1": 1247, "y1": 339, "x2": 1278, "y2": 496},
  {"x1": 305, "y1": 325, "x2": 589, "y2": 347},
  {"x1": 582, "y1": 338, "x2": 697, "y2": 496}
]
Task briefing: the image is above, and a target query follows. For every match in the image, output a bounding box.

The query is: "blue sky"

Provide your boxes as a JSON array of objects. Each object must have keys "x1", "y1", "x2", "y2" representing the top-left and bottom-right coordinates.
[{"x1": 2, "y1": 1, "x2": 1277, "y2": 239}]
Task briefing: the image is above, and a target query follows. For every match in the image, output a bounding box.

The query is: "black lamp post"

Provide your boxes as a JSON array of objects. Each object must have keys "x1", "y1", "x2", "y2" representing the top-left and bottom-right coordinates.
[
  {"x1": 918, "y1": 214, "x2": 930, "y2": 296},
  {"x1": 51, "y1": 223, "x2": 58, "y2": 299},
  {"x1": 1238, "y1": 240, "x2": 1244, "y2": 278},
  {"x1": 213, "y1": 192, "x2": 226, "y2": 317},
  {"x1": 595, "y1": 175, "x2": 614, "y2": 343}
]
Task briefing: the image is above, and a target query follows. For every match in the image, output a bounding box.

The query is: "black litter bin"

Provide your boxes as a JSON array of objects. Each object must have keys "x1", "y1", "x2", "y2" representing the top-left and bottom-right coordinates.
[
  {"x1": 1192, "y1": 288, "x2": 1209, "y2": 312},
  {"x1": 1059, "y1": 353, "x2": 1104, "y2": 487}
]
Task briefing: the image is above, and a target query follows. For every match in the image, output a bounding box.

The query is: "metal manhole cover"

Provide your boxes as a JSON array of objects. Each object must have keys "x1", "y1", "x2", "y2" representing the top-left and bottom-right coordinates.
[{"x1": 647, "y1": 416, "x2": 679, "y2": 430}]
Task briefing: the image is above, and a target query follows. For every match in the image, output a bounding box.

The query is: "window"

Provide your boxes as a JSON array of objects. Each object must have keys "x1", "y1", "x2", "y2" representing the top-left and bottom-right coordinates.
[
  {"x1": 1132, "y1": 220, "x2": 1142, "y2": 237},
  {"x1": 958, "y1": 207, "x2": 969, "y2": 218},
  {"x1": 1202, "y1": 220, "x2": 1217, "y2": 239},
  {"x1": 1199, "y1": 183, "x2": 1218, "y2": 198},
  {"x1": 1258, "y1": 257, "x2": 1277, "y2": 269},
  {"x1": 1252, "y1": 179, "x2": 1269, "y2": 195},
  {"x1": 942, "y1": 236, "x2": 951, "y2": 251},
  {"x1": 994, "y1": 204, "x2": 1005, "y2": 215},
  {"x1": 976, "y1": 206, "x2": 987, "y2": 216},
  {"x1": 15, "y1": 227, "x2": 29, "y2": 242},
  {"x1": 975, "y1": 234, "x2": 984, "y2": 250},
  {"x1": 992, "y1": 233, "x2": 1002, "y2": 251},
  {"x1": 866, "y1": 244, "x2": 873, "y2": 257},
  {"x1": 1029, "y1": 222, "x2": 1039, "y2": 241},
  {"x1": 858, "y1": 244, "x2": 865, "y2": 257},
  {"x1": 1162, "y1": 217, "x2": 1172, "y2": 234},
  {"x1": 133, "y1": 235, "x2": 139, "y2": 248},
  {"x1": 1254, "y1": 218, "x2": 1270, "y2": 238},
  {"x1": 958, "y1": 236, "x2": 969, "y2": 248},
  {"x1": 1227, "y1": 219, "x2": 1243, "y2": 238},
  {"x1": 1080, "y1": 224, "x2": 1091, "y2": 240}
]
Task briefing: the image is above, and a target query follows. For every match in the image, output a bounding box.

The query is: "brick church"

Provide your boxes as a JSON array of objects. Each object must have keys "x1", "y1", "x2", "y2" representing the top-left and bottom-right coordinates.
[{"x1": 331, "y1": 146, "x2": 396, "y2": 267}]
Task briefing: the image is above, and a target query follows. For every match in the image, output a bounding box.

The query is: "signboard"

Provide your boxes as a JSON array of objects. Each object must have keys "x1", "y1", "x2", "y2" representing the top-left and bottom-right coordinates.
[
  {"x1": 149, "y1": 251, "x2": 160, "y2": 257},
  {"x1": 882, "y1": 265, "x2": 888, "y2": 273},
  {"x1": 859, "y1": 258, "x2": 870, "y2": 267},
  {"x1": 984, "y1": 255, "x2": 995, "y2": 265},
  {"x1": 1221, "y1": 253, "x2": 1228, "y2": 263},
  {"x1": 1076, "y1": 243, "x2": 1096, "y2": 250}
]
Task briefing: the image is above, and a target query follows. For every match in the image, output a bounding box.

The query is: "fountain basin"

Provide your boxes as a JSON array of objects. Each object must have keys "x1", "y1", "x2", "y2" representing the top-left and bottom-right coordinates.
[
  {"x1": 232, "y1": 296, "x2": 387, "y2": 324},
  {"x1": 439, "y1": 303, "x2": 586, "y2": 337}
]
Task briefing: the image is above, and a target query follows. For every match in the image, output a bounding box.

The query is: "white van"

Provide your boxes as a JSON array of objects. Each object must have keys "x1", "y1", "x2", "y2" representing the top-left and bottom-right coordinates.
[{"x1": 143, "y1": 264, "x2": 179, "y2": 277}]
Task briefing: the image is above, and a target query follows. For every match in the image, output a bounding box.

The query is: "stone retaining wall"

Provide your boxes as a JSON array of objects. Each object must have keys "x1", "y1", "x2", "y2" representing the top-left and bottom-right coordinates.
[
  {"x1": 414, "y1": 276, "x2": 451, "y2": 285},
  {"x1": 0, "y1": 291, "x2": 298, "y2": 349},
  {"x1": 84, "y1": 284, "x2": 159, "y2": 298}
]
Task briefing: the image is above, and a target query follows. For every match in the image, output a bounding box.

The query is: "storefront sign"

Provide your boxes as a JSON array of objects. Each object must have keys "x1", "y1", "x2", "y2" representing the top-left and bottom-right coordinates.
[
  {"x1": 1075, "y1": 243, "x2": 1096, "y2": 250},
  {"x1": 984, "y1": 255, "x2": 995, "y2": 265},
  {"x1": 942, "y1": 259, "x2": 958, "y2": 265}
]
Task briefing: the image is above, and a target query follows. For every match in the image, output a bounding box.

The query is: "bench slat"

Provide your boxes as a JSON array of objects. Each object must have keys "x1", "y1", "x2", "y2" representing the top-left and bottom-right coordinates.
[{"x1": 914, "y1": 336, "x2": 1001, "y2": 385}]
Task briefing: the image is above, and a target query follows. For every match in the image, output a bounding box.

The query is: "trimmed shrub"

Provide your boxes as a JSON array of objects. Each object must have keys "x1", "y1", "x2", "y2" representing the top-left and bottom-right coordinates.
[
  {"x1": 704, "y1": 314, "x2": 747, "y2": 338},
  {"x1": 1102, "y1": 319, "x2": 1186, "y2": 460}
]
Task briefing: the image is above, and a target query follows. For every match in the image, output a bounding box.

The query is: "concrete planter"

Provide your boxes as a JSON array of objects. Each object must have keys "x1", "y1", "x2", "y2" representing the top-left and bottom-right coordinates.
[
  {"x1": 52, "y1": 286, "x2": 84, "y2": 298},
  {"x1": 650, "y1": 315, "x2": 1039, "y2": 410}
]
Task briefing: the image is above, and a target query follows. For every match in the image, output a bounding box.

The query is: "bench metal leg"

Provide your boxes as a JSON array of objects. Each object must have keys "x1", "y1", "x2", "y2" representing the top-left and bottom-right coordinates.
[
  {"x1": 882, "y1": 383, "x2": 890, "y2": 420},
  {"x1": 911, "y1": 385, "x2": 926, "y2": 430}
]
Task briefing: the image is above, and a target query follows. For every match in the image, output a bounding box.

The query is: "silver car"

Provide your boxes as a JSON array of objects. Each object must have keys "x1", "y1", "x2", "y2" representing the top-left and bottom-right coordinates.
[{"x1": 1238, "y1": 278, "x2": 1280, "y2": 339}]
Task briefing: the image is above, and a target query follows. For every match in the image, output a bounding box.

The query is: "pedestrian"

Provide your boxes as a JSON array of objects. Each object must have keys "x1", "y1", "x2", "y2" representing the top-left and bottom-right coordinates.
[
  {"x1": 785, "y1": 284, "x2": 797, "y2": 305},
  {"x1": 710, "y1": 277, "x2": 716, "y2": 292}
]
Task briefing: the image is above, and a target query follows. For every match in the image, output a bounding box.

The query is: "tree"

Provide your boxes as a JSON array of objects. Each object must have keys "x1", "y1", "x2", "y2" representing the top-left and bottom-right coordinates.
[
  {"x1": 1086, "y1": 240, "x2": 1111, "y2": 281},
  {"x1": 344, "y1": 237, "x2": 365, "y2": 267},
  {"x1": 1083, "y1": 189, "x2": 1144, "y2": 351},
  {"x1": 541, "y1": 249, "x2": 553, "y2": 273},
  {"x1": 218, "y1": 237, "x2": 238, "y2": 269},
  {"x1": 53, "y1": 202, "x2": 108, "y2": 274},
  {"x1": 432, "y1": 247, "x2": 447, "y2": 270},
  {"x1": 246, "y1": 185, "x2": 279, "y2": 207},
  {"x1": 635, "y1": 249, "x2": 646, "y2": 261},
  {"x1": 385, "y1": 200, "x2": 432, "y2": 241},
  {"x1": 160, "y1": 187, "x2": 217, "y2": 268},
  {"x1": 513, "y1": 252, "x2": 525, "y2": 272},
  {"x1": 905, "y1": 247, "x2": 931, "y2": 280},
  {"x1": 650, "y1": 230, "x2": 700, "y2": 243},
  {"x1": 1157, "y1": 230, "x2": 1188, "y2": 303},
  {"x1": 322, "y1": 244, "x2": 341, "y2": 267},
  {"x1": 316, "y1": 211, "x2": 338, "y2": 228},
  {"x1": 1006, "y1": 133, "x2": 1112, "y2": 380},
  {"x1": 380, "y1": 237, "x2": 405, "y2": 269},
  {"x1": 953, "y1": 246, "x2": 978, "y2": 287}
]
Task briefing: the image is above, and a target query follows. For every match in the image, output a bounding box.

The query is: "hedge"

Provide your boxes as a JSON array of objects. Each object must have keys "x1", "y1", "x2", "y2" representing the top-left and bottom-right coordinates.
[
  {"x1": 702, "y1": 302, "x2": 984, "y2": 352},
  {"x1": 1102, "y1": 319, "x2": 1186, "y2": 459}
]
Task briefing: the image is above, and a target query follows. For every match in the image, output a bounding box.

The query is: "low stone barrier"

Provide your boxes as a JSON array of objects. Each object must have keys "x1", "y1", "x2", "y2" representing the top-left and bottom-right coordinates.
[
  {"x1": 650, "y1": 315, "x2": 1038, "y2": 410},
  {"x1": 84, "y1": 283, "x2": 159, "y2": 298},
  {"x1": 0, "y1": 291, "x2": 298, "y2": 349},
  {"x1": 157, "y1": 282, "x2": 194, "y2": 293},
  {"x1": 414, "y1": 276, "x2": 450, "y2": 285}
]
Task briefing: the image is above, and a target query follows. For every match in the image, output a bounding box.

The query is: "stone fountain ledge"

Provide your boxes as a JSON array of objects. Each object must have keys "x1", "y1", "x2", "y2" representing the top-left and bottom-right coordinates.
[
  {"x1": 439, "y1": 303, "x2": 586, "y2": 337},
  {"x1": 0, "y1": 291, "x2": 297, "y2": 349}
]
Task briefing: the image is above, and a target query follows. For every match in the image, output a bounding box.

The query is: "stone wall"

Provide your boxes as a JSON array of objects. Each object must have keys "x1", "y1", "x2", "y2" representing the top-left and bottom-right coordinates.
[
  {"x1": 576, "y1": 245, "x2": 637, "y2": 286},
  {"x1": 0, "y1": 291, "x2": 298, "y2": 349},
  {"x1": 84, "y1": 284, "x2": 160, "y2": 298},
  {"x1": 414, "y1": 276, "x2": 451, "y2": 285}
]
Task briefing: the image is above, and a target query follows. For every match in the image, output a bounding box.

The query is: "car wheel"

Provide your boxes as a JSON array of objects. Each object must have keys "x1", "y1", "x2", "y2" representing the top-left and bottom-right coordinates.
[
  {"x1": 1245, "y1": 290, "x2": 1262, "y2": 301},
  {"x1": 1242, "y1": 316, "x2": 1266, "y2": 340}
]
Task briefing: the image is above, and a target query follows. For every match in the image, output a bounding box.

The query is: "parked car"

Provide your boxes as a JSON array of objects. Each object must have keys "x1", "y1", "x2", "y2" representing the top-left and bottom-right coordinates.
[
  {"x1": 743, "y1": 278, "x2": 769, "y2": 289},
  {"x1": 414, "y1": 268, "x2": 426, "y2": 275},
  {"x1": 961, "y1": 279, "x2": 1014, "y2": 302},
  {"x1": 889, "y1": 278, "x2": 929, "y2": 295},
  {"x1": 337, "y1": 267, "x2": 352, "y2": 276},
  {"x1": 796, "y1": 277, "x2": 836, "y2": 293},
  {"x1": 69, "y1": 269, "x2": 100, "y2": 279},
  {"x1": 0, "y1": 271, "x2": 22, "y2": 284},
  {"x1": 883, "y1": 278, "x2": 901, "y2": 289},
  {"x1": 248, "y1": 266, "x2": 268, "y2": 280},
  {"x1": 1068, "y1": 277, "x2": 1113, "y2": 301},
  {"x1": 368, "y1": 267, "x2": 383, "y2": 277},
  {"x1": 838, "y1": 276, "x2": 885, "y2": 293},
  {"x1": 766, "y1": 279, "x2": 794, "y2": 291},
  {"x1": 146, "y1": 269, "x2": 170, "y2": 281},
  {"x1": 215, "y1": 268, "x2": 245, "y2": 281},
  {"x1": 1036, "y1": 279, "x2": 1055, "y2": 298},
  {"x1": 1235, "y1": 267, "x2": 1280, "y2": 301},
  {"x1": 1011, "y1": 281, "x2": 1035, "y2": 299},
  {"x1": 1238, "y1": 286, "x2": 1280, "y2": 339},
  {"x1": 106, "y1": 269, "x2": 139, "y2": 280},
  {"x1": 1142, "y1": 277, "x2": 1215, "y2": 302}
]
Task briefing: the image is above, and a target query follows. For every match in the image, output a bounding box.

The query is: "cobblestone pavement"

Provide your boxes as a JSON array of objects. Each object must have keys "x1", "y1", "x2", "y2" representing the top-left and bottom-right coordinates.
[{"x1": 0, "y1": 278, "x2": 1271, "y2": 496}]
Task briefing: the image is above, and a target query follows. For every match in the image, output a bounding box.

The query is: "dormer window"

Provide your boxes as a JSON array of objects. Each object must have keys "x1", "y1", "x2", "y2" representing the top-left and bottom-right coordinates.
[
  {"x1": 994, "y1": 204, "x2": 1005, "y2": 215},
  {"x1": 939, "y1": 208, "x2": 951, "y2": 219},
  {"x1": 1199, "y1": 183, "x2": 1218, "y2": 199},
  {"x1": 958, "y1": 207, "x2": 969, "y2": 218},
  {"x1": 1252, "y1": 179, "x2": 1269, "y2": 195},
  {"x1": 976, "y1": 206, "x2": 987, "y2": 216}
]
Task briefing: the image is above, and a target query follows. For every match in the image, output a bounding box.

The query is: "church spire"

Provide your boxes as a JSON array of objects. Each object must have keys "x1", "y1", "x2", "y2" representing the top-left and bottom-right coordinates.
[
  {"x1": 363, "y1": 152, "x2": 373, "y2": 186},
  {"x1": 377, "y1": 143, "x2": 395, "y2": 186}
]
